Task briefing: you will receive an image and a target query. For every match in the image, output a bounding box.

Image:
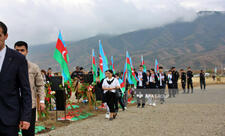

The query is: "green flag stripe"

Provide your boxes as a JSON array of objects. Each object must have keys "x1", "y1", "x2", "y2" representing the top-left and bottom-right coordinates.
[{"x1": 53, "y1": 49, "x2": 71, "y2": 83}]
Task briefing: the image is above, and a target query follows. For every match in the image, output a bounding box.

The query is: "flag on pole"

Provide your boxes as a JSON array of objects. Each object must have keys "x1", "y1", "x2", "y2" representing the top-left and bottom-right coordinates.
[
  {"x1": 110, "y1": 56, "x2": 116, "y2": 74},
  {"x1": 53, "y1": 31, "x2": 71, "y2": 84},
  {"x1": 92, "y1": 49, "x2": 97, "y2": 83},
  {"x1": 155, "y1": 59, "x2": 159, "y2": 73},
  {"x1": 141, "y1": 56, "x2": 147, "y2": 73},
  {"x1": 126, "y1": 51, "x2": 137, "y2": 87},
  {"x1": 99, "y1": 40, "x2": 109, "y2": 81}
]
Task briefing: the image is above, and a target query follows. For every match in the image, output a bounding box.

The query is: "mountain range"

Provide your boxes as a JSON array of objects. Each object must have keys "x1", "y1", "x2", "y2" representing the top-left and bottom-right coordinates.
[{"x1": 29, "y1": 11, "x2": 225, "y2": 71}]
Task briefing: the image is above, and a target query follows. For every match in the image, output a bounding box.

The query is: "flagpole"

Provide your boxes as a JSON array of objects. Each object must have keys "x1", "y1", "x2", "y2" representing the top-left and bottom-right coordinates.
[{"x1": 92, "y1": 49, "x2": 94, "y2": 73}]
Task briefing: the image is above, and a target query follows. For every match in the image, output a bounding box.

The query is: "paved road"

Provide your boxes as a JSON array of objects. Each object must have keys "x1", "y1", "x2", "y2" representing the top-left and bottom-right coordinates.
[{"x1": 40, "y1": 85, "x2": 225, "y2": 136}]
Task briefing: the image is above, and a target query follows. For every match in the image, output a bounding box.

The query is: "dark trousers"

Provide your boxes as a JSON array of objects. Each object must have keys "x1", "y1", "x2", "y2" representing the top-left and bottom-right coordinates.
[
  {"x1": 0, "y1": 123, "x2": 18, "y2": 136},
  {"x1": 22, "y1": 108, "x2": 36, "y2": 136},
  {"x1": 200, "y1": 80, "x2": 206, "y2": 90},
  {"x1": 115, "y1": 96, "x2": 125, "y2": 112},
  {"x1": 137, "y1": 87, "x2": 145, "y2": 107},
  {"x1": 181, "y1": 81, "x2": 186, "y2": 93},
  {"x1": 106, "y1": 92, "x2": 117, "y2": 113},
  {"x1": 158, "y1": 87, "x2": 165, "y2": 103},
  {"x1": 187, "y1": 80, "x2": 193, "y2": 93},
  {"x1": 173, "y1": 82, "x2": 179, "y2": 94},
  {"x1": 168, "y1": 84, "x2": 175, "y2": 97}
]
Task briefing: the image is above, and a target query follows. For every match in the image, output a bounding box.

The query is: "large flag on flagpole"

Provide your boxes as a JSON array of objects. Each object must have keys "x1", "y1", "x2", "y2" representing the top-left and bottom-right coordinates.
[
  {"x1": 92, "y1": 49, "x2": 97, "y2": 83},
  {"x1": 99, "y1": 40, "x2": 109, "y2": 81},
  {"x1": 110, "y1": 56, "x2": 116, "y2": 74},
  {"x1": 53, "y1": 31, "x2": 71, "y2": 84},
  {"x1": 141, "y1": 55, "x2": 147, "y2": 73},
  {"x1": 155, "y1": 59, "x2": 159, "y2": 73},
  {"x1": 126, "y1": 51, "x2": 137, "y2": 87}
]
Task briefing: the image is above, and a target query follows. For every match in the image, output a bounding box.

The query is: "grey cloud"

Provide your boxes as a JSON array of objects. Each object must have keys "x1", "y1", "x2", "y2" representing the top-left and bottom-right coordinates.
[{"x1": 0, "y1": 0, "x2": 224, "y2": 47}]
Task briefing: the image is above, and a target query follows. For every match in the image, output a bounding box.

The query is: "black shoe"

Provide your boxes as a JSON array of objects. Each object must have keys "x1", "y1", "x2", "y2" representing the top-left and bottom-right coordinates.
[
  {"x1": 109, "y1": 118, "x2": 113, "y2": 121},
  {"x1": 113, "y1": 113, "x2": 117, "y2": 119}
]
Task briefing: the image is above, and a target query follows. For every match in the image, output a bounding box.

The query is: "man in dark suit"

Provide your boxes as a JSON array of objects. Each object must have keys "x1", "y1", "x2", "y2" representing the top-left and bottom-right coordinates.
[
  {"x1": 187, "y1": 67, "x2": 194, "y2": 93},
  {"x1": 0, "y1": 21, "x2": 32, "y2": 135},
  {"x1": 172, "y1": 67, "x2": 179, "y2": 95},
  {"x1": 136, "y1": 65, "x2": 147, "y2": 108},
  {"x1": 156, "y1": 66, "x2": 167, "y2": 104}
]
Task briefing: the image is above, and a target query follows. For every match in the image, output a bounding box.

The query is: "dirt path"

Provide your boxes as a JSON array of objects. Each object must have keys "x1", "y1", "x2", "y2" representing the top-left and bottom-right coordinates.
[{"x1": 39, "y1": 85, "x2": 225, "y2": 136}]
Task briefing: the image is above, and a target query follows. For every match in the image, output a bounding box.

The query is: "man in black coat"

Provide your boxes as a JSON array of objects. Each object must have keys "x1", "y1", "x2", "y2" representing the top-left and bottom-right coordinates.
[
  {"x1": 0, "y1": 21, "x2": 32, "y2": 135},
  {"x1": 156, "y1": 66, "x2": 167, "y2": 104},
  {"x1": 136, "y1": 65, "x2": 147, "y2": 108},
  {"x1": 172, "y1": 67, "x2": 179, "y2": 95},
  {"x1": 180, "y1": 69, "x2": 186, "y2": 93},
  {"x1": 200, "y1": 70, "x2": 206, "y2": 90},
  {"x1": 187, "y1": 67, "x2": 194, "y2": 93}
]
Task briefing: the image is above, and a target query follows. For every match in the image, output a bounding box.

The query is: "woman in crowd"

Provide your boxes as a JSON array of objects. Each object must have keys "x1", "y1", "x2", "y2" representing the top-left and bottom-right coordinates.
[
  {"x1": 102, "y1": 70, "x2": 120, "y2": 121},
  {"x1": 148, "y1": 69, "x2": 158, "y2": 106},
  {"x1": 200, "y1": 70, "x2": 206, "y2": 90},
  {"x1": 167, "y1": 70, "x2": 175, "y2": 98}
]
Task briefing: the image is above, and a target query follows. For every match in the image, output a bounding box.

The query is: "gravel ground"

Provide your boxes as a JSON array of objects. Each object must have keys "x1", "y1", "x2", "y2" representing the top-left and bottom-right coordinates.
[{"x1": 39, "y1": 85, "x2": 225, "y2": 136}]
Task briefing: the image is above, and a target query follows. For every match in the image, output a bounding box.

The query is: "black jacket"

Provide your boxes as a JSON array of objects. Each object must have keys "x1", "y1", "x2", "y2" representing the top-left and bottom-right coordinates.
[
  {"x1": 156, "y1": 72, "x2": 167, "y2": 88},
  {"x1": 187, "y1": 70, "x2": 193, "y2": 81},
  {"x1": 172, "y1": 71, "x2": 179, "y2": 83},
  {"x1": 200, "y1": 72, "x2": 205, "y2": 81},
  {"x1": 0, "y1": 47, "x2": 32, "y2": 126},
  {"x1": 146, "y1": 73, "x2": 158, "y2": 88},
  {"x1": 181, "y1": 72, "x2": 186, "y2": 83},
  {"x1": 136, "y1": 72, "x2": 147, "y2": 88}
]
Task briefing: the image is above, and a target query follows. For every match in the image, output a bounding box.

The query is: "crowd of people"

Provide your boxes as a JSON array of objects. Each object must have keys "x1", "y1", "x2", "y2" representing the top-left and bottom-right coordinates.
[{"x1": 95, "y1": 65, "x2": 207, "y2": 121}]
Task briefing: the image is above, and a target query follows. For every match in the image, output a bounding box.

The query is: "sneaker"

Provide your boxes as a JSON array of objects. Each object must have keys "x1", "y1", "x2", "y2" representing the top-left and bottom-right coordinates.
[
  {"x1": 105, "y1": 113, "x2": 110, "y2": 119},
  {"x1": 124, "y1": 107, "x2": 128, "y2": 110}
]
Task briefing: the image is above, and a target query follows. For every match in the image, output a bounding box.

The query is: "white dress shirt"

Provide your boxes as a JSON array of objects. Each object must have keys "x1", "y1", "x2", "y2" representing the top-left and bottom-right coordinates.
[
  {"x1": 138, "y1": 71, "x2": 143, "y2": 87},
  {"x1": 150, "y1": 74, "x2": 155, "y2": 83},
  {"x1": 102, "y1": 77, "x2": 120, "y2": 93},
  {"x1": 168, "y1": 74, "x2": 173, "y2": 84},
  {"x1": 0, "y1": 46, "x2": 6, "y2": 72},
  {"x1": 159, "y1": 73, "x2": 165, "y2": 86}
]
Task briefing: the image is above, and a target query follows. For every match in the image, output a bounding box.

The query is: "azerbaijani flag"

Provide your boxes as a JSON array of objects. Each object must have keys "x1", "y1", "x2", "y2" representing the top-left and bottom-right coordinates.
[
  {"x1": 53, "y1": 32, "x2": 71, "y2": 84},
  {"x1": 155, "y1": 59, "x2": 159, "y2": 73},
  {"x1": 141, "y1": 55, "x2": 147, "y2": 73},
  {"x1": 99, "y1": 40, "x2": 109, "y2": 81},
  {"x1": 92, "y1": 49, "x2": 97, "y2": 83},
  {"x1": 110, "y1": 56, "x2": 116, "y2": 74},
  {"x1": 126, "y1": 51, "x2": 137, "y2": 87}
]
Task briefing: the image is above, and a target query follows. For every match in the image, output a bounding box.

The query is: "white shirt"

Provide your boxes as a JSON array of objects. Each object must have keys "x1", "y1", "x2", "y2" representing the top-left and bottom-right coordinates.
[
  {"x1": 159, "y1": 73, "x2": 165, "y2": 86},
  {"x1": 168, "y1": 74, "x2": 173, "y2": 84},
  {"x1": 102, "y1": 77, "x2": 120, "y2": 93},
  {"x1": 138, "y1": 71, "x2": 143, "y2": 87},
  {"x1": 150, "y1": 74, "x2": 155, "y2": 83},
  {"x1": 0, "y1": 46, "x2": 6, "y2": 72}
]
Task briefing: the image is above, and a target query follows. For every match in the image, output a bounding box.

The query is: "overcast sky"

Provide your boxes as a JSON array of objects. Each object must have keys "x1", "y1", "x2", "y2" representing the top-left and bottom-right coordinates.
[{"x1": 0, "y1": 0, "x2": 225, "y2": 47}]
